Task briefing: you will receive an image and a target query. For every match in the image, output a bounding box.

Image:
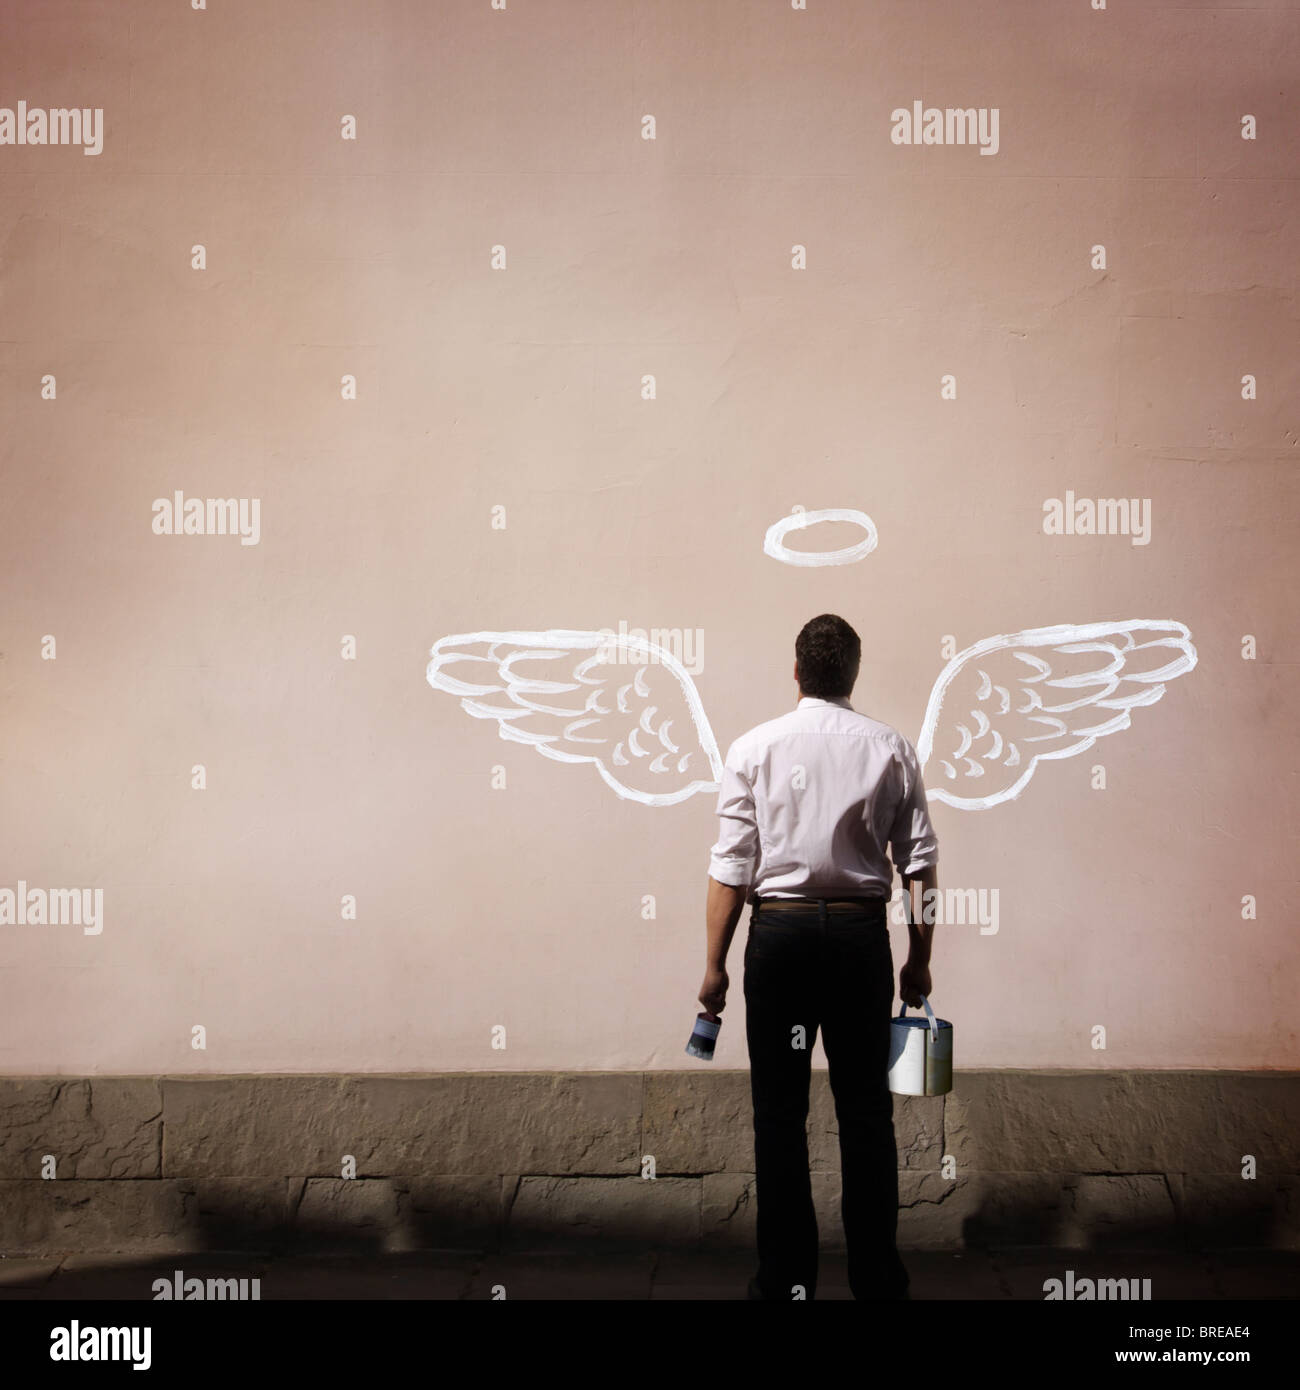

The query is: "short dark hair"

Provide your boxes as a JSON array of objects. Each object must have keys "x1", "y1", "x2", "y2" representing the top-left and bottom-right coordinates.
[{"x1": 795, "y1": 614, "x2": 861, "y2": 698}]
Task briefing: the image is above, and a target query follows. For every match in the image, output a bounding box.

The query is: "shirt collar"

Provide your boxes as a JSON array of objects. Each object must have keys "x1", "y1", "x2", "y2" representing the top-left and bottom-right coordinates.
[{"x1": 798, "y1": 695, "x2": 854, "y2": 711}]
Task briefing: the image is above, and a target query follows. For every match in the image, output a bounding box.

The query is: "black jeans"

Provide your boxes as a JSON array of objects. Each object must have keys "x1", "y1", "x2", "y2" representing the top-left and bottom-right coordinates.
[{"x1": 743, "y1": 900, "x2": 908, "y2": 1300}]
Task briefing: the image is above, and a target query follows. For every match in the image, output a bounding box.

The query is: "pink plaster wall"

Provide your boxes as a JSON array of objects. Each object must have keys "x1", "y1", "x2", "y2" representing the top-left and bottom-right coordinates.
[{"x1": 1, "y1": 0, "x2": 1296, "y2": 1072}]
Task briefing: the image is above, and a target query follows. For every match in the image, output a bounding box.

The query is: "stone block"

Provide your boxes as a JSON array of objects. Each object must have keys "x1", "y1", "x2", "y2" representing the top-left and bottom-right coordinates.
[
  {"x1": 162, "y1": 1073, "x2": 642, "y2": 1178},
  {"x1": 895, "y1": 1093, "x2": 946, "y2": 1170},
  {"x1": 0, "y1": 1180, "x2": 198, "y2": 1255},
  {"x1": 162, "y1": 1077, "x2": 364, "y2": 1178},
  {"x1": 294, "y1": 1178, "x2": 404, "y2": 1252},
  {"x1": 184, "y1": 1177, "x2": 299, "y2": 1251},
  {"x1": 946, "y1": 1171, "x2": 1074, "y2": 1248},
  {"x1": 898, "y1": 1170, "x2": 972, "y2": 1250},
  {"x1": 0, "y1": 1079, "x2": 160, "y2": 1179},
  {"x1": 401, "y1": 1175, "x2": 503, "y2": 1249},
  {"x1": 943, "y1": 1072, "x2": 1300, "y2": 1175},
  {"x1": 1055, "y1": 1174, "x2": 1181, "y2": 1249},
  {"x1": 1208, "y1": 1074, "x2": 1300, "y2": 1173},
  {"x1": 700, "y1": 1171, "x2": 755, "y2": 1247},
  {"x1": 642, "y1": 1070, "x2": 752, "y2": 1173},
  {"x1": 1178, "y1": 1174, "x2": 1299, "y2": 1250},
  {"x1": 465, "y1": 1074, "x2": 642, "y2": 1174}
]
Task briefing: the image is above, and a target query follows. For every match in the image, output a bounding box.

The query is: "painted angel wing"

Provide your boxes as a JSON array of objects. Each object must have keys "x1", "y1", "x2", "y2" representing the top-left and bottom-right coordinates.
[
  {"x1": 426, "y1": 630, "x2": 723, "y2": 807},
  {"x1": 916, "y1": 620, "x2": 1197, "y2": 810}
]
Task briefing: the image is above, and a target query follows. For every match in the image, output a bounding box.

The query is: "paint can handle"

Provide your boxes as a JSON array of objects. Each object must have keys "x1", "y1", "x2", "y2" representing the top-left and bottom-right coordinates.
[{"x1": 897, "y1": 994, "x2": 939, "y2": 1042}]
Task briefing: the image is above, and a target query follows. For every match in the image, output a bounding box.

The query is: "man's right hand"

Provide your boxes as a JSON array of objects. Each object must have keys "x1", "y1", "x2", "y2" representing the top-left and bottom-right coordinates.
[{"x1": 899, "y1": 959, "x2": 931, "y2": 1009}]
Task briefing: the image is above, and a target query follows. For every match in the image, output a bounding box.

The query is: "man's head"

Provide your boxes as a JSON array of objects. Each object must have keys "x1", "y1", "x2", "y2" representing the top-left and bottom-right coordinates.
[{"x1": 794, "y1": 614, "x2": 861, "y2": 699}]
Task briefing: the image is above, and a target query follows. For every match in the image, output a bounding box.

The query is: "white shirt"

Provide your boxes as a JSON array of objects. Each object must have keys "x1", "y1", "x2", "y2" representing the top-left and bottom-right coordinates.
[{"x1": 708, "y1": 695, "x2": 939, "y2": 899}]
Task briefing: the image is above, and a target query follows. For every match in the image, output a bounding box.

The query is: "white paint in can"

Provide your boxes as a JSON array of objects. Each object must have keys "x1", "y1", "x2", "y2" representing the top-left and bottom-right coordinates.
[{"x1": 888, "y1": 996, "x2": 953, "y2": 1096}]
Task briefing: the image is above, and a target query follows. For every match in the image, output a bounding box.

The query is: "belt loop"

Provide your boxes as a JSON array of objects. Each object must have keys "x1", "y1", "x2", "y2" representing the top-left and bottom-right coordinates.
[{"x1": 818, "y1": 901, "x2": 827, "y2": 927}]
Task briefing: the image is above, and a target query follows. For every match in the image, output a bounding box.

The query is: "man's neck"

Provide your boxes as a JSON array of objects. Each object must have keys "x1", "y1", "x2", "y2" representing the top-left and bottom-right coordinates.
[{"x1": 797, "y1": 692, "x2": 853, "y2": 709}]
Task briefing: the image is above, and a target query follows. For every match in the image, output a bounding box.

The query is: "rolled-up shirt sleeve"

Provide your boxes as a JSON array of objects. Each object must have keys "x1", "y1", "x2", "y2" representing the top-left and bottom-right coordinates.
[
  {"x1": 889, "y1": 739, "x2": 939, "y2": 876},
  {"x1": 708, "y1": 741, "x2": 759, "y2": 887}
]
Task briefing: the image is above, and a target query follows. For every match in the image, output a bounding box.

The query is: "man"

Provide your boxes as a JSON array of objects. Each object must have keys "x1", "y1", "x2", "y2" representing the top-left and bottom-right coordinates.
[{"x1": 699, "y1": 613, "x2": 939, "y2": 1301}]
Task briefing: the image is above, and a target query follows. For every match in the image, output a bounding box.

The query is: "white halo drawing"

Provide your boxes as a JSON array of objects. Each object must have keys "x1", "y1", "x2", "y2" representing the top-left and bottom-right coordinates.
[
  {"x1": 427, "y1": 619, "x2": 1197, "y2": 812},
  {"x1": 763, "y1": 508, "x2": 879, "y2": 567}
]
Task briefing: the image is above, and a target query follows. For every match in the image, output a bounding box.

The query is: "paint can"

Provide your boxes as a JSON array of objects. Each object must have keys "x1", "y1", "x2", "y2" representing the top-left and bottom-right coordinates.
[
  {"x1": 685, "y1": 1011, "x2": 721, "y2": 1061},
  {"x1": 888, "y1": 995, "x2": 952, "y2": 1096}
]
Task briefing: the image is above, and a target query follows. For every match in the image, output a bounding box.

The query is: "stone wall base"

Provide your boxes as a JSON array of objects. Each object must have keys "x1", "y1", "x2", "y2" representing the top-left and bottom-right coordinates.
[{"x1": 1, "y1": 1072, "x2": 1295, "y2": 1256}]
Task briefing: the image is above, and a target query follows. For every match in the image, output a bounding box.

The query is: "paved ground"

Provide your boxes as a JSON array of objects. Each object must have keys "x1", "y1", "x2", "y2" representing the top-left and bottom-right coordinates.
[{"x1": 1, "y1": 1248, "x2": 1296, "y2": 1300}]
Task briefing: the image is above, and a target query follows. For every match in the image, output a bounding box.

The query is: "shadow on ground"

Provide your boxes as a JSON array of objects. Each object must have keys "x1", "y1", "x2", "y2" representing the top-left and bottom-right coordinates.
[{"x1": 2, "y1": 1189, "x2": 1297, "y2": 1299}]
